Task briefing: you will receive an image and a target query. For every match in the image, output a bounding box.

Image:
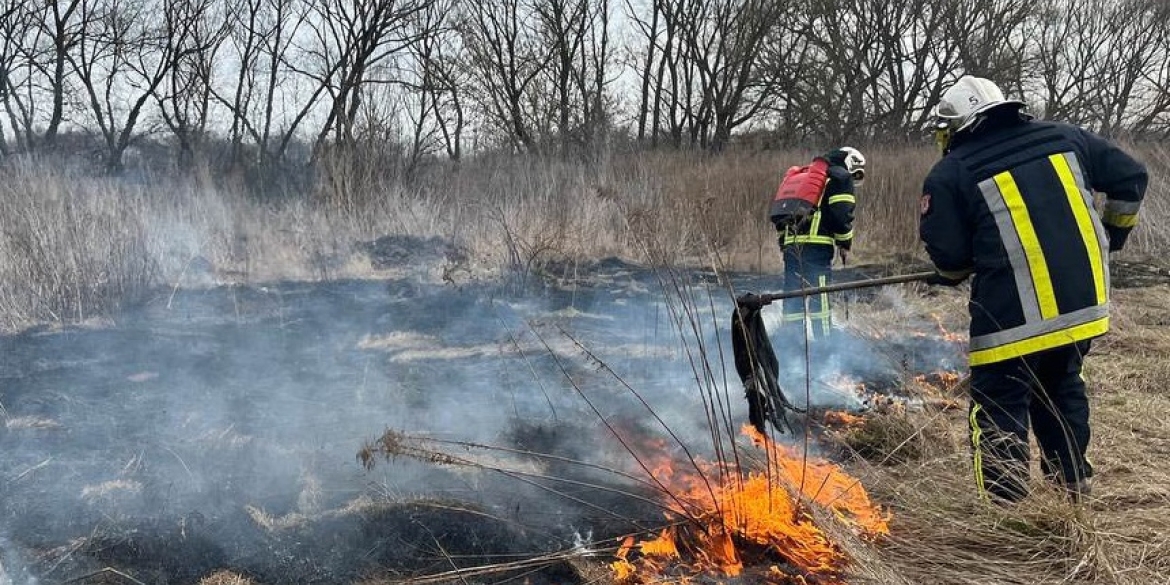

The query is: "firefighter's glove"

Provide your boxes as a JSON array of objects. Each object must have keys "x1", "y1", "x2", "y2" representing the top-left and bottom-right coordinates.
[
  {"x1": 1105, "y1": 225, "x2": 1129, "y2": 252},
  {"x1": 924, "y1": 272, "x2": 966, "y2": 287},
  {"x1": 736, "y1": 292, "x2": 769, "y2": 311}
]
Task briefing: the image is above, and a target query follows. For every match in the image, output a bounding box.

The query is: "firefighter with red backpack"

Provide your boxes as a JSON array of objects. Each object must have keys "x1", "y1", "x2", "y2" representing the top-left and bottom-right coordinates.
[{"x1": 769, "y1": 147, "x2": 865, "y2": 341}]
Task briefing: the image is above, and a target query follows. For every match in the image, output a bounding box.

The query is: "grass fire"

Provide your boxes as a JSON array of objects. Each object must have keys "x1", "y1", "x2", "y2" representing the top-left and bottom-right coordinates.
[
  {"x1": 2, "y1": 143, "x2": 1170, "y2": 585},
  {"x1": 610, "y1": 425, "x2": 889, "y2": 584}
]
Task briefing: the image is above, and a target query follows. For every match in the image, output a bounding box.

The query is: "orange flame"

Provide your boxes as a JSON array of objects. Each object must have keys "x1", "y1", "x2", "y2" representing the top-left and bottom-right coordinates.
[
  {"x1": 823, "y1": 410, "x2": 866, "y2": 429},
  {"x1": 929, "y1": 312, "x2": 966, "y2": 344},
  {"x1": 613, "y1": 426, "x2": 890, "y2": 584}
]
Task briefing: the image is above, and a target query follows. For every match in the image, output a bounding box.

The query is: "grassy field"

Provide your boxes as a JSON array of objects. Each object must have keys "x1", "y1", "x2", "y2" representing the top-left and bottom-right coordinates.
[
  {"x1": 3, "y1": 143, "x2": 1169, "y2": 584},
  {"x1": 1, "y1": 143, "x2": 1166, "y2": 331}
]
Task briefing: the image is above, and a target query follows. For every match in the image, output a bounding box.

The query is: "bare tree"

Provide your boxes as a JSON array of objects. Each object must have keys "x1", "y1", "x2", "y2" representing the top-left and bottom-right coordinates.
[
  {"x1": 532, "y1": 0, "x2": 611, "y2": 150},
  {"x1": 295, "y1": 0, "x2": 435, "y2": 162},
  {"x1": 1085, "y1": 0, "x2": 1170, "y2": 137},
  {"x1": 0, "y1": 0, "x2": 32, "y2": 153},
  {"x1": 0, "y1": 0, "x2": 87, "y2": 152},
  {"x1": 41, "y1": 0, "x2": 84, "y2": 145},
  {"x1": 401, "y1": 0, "x2": 462, "y2": 168},
  {"x1": 1129, "y1": 0, "x2": 1170, "y2": 136},
  {"x1": 66, "y1": 0, "x2": 215, "y2": 171},
  {"x1": 459, "y1": 0, "x2": 550, "y2": 151},
  {"x1": 154, "y1": 0, "x2": 231, "y2": 169},
  {"x1": 686, "y1": 0, "x2": 790, "y2": 149}
]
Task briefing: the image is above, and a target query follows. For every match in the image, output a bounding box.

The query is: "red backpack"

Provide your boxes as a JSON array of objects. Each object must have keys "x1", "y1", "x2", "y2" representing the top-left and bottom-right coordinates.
[{"x1": 768, "y1": 157, "x2": 830, "y2": 229}]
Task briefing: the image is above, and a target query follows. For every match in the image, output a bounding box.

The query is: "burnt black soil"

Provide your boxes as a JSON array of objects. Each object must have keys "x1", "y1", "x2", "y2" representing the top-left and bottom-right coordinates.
[
  {"x1": 1, "y1": 257, "x2": 966, "y2": 584},
  {"x1": 1109, "y1": 259, "x2": 1170, "y2": 288}
]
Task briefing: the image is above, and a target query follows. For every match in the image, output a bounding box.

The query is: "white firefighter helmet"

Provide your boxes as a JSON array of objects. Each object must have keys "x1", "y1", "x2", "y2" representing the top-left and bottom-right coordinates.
[
  {"x1": 935, "y1": 75, "x2": 1025, "y2": 133},
  {"x1": 840, "y1": 146, "x2": 866, "y2": 184}
]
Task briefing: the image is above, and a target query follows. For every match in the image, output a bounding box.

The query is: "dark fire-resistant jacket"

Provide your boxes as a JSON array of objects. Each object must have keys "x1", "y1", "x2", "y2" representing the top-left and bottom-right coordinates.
[
  {"x1": 780, "y1": 165, "x2": 855, "y2": 250},
  {"x1": 920, "y1": 114, "x2": 1148, "y2": 366}
]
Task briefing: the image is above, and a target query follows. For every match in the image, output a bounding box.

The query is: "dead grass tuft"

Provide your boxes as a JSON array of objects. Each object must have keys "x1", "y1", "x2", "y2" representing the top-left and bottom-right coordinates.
[
  {"x1": 197, "y1": 570, "x2": 260, "y2": 585},
  {"x1": 829, "y1": 408, "x2": 958, "y2": 466}
]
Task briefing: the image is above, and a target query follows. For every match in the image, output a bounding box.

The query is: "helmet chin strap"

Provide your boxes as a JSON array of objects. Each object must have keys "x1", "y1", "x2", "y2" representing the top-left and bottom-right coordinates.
[{"x1": 933, "y1": 122, "x2": 952, "y2": 155}]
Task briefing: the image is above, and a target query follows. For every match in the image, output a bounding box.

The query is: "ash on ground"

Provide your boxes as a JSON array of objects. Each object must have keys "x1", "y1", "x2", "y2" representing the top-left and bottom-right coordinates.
[{"x1": 0, "y1": 259, "x2": 963, "y2": 584}]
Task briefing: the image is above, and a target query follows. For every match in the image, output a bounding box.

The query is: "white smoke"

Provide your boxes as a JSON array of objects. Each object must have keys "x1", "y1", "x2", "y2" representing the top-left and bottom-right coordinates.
[
  {"x1": 0, "y1": 534, "x2": 37, "y2": 585},
  {"x1": 0, "y1": 258, "x2": 962, "y2": 582}
]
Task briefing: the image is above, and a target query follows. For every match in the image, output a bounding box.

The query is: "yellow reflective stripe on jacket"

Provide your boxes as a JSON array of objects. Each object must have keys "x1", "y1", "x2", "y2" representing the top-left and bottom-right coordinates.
[
  {"x1": 970, "y1": 304, "x2": 1106, "y2": 353},
  {"x1": 1062, "y1": 153, "x2": 1112, "y2": 297},
  {"x1": 782, "y1": 208, "x2": 835, "y2": 246},
  {"x1": 968, "y1": 316, "x2": 1109, "y2": 366},
  {"x1": 809, "y1": 208, "x2": 823, "y2": 235},
  {"x1": 833, "y1": 230, "x2": 853, "y2": 242},
  {"x1": 783, "y1": 235, "x2": 835, "y2": 246},
  {"x1": 1102, "y1": 209, "x2": 1139, "y2": 228},
  {"x1": 978, "y1": 177, "x2": 1044, "y2": 323},
  {"x1": 1102, "y1": 199, "x2": 1141, "y2": 229},
  {"x1": 1050, "y1": 153, "x2": 1106, "y2": 304},
  {"x1": 995, "y1": 172, "x2": 1059, "y2": 320},
  {"x1": 826, "y1": 194, "x2": 855, "y2": 205}
]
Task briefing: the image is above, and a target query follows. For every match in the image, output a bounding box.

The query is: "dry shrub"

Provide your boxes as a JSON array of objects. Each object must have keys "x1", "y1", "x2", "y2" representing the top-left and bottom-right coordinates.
[{"x1": 852, "y1": 144, "x2": 941, "y2": 260}]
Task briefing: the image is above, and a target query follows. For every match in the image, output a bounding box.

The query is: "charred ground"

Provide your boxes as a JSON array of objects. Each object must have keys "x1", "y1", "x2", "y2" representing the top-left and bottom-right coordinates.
[{"x1": 3, "y1": 255, "x2": 1168, "y2": 584}]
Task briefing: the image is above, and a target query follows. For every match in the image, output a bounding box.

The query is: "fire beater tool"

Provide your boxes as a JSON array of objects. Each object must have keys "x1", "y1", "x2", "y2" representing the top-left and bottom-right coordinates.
[
  {"x1": 736, "y1": 270, "x2": 938, "y2": 308},
  {"x1": 732, "y1": 270, "x2": 939, "y2": 434}
]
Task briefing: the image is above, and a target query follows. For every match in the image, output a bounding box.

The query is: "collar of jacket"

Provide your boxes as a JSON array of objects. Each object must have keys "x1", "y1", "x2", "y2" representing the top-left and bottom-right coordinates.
[{"x1": 946, "y1": 104, "x2": 1034, "y2": 152}]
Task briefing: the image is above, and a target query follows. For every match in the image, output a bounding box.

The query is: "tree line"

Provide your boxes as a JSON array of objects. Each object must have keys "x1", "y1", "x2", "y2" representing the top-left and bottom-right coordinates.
[{"x1": 1, "y1": 0, "x2": 1167, "y2": 173}]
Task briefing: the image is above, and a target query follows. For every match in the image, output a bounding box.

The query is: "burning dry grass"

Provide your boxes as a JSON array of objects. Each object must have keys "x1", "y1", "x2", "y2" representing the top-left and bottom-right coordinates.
[{"x1": 611, "y1": 426, "x2": 891, "y2": 584}]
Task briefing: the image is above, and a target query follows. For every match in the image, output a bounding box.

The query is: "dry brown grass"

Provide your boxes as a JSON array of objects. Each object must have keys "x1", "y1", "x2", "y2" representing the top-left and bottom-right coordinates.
[
  {"x1": 1, "y1": 142, "x2": 1166, "y2": 331},
  {"x1": 197, "y1": 570, "x2": 260, "y2": 585},
  {"x1": 817, "y1": 284, "x2": 1170, "y2": 585}
]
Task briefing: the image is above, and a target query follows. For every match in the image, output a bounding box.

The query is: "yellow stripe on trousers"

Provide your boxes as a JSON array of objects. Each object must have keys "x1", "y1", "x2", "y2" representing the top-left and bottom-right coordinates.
[
  {"x1": 817, "y1": 274, "x2": 830, "y2": 336},
  {"x1": 1050, "y1": 154, "x2": 1106, "y2": 305},
  {"x1": 970, "y1": 403, "x2": 986, "y2": 500},
  {"x1": 995, "y1": 172, "x2": 1059, "y2": 319}
]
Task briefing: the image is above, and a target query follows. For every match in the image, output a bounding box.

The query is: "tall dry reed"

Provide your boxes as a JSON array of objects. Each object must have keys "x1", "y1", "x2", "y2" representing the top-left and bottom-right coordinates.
[{"x1": 0, "y1": 142, "x2": 1165, "y2": 331}]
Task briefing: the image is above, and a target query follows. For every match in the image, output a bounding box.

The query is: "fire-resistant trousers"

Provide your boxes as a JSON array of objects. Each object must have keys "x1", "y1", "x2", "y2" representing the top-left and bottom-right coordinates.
[
  {"x1": 968, "y1": 340, "x2": 1093, "y2": 502},
  {"x1": 780, "y1": 244, "x2": 835, "y2": 341}
]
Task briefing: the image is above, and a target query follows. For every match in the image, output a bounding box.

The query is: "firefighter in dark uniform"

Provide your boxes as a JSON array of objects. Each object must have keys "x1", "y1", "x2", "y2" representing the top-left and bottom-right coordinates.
[
  {"x1": 920, "y1": 76, "x2": 1148, "y2": 502},
  {"x1": 778, "y1": 147, "x2": 863, "y2": 341}
]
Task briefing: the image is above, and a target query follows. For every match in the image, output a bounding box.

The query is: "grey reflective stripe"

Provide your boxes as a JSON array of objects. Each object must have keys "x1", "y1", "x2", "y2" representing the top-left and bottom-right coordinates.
[
  {"x1": 969, "y1": 303, "x2": 1109, "y2": 351},
  {"x1": 978, "y1": 177, "x2": 1042, "y2": 323},
  {"x1": 1103, "y1": 199, "x2": 1141, "y2": 214},
  {"x1": 1062, "y1": 153, "x2": 1111, "y2": 294}
]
